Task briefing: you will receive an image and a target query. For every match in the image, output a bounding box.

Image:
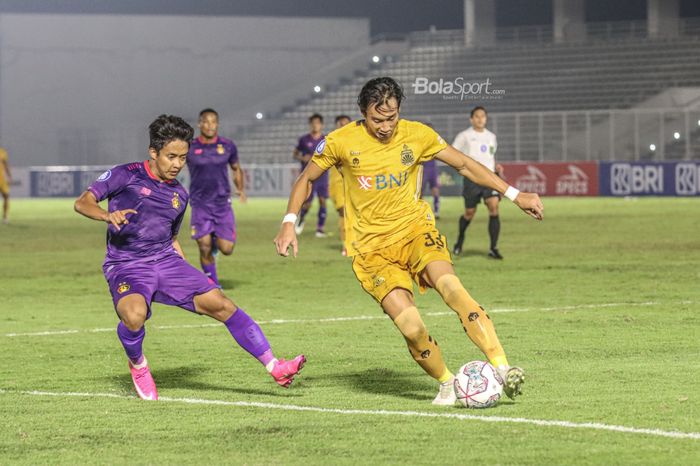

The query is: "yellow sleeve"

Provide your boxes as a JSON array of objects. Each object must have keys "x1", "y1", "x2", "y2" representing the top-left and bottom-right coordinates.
[
  {"x1": 0, "y1": 149, "x2": 7, "y2": 163},
  {"x1": 417, "y1": 123, "x2": 448, "y2": 162},
  {"x1": 310, "y1": 134, "x2": 340, "y2": 171}
]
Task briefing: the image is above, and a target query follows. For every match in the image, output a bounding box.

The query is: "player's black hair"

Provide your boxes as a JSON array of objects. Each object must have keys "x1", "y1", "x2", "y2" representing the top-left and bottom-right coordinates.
[
  {"x1": 335, "y1": 114, "x2": 352, "y2": 123},
  {"x1": 470, "y1": 106, "x2": 487, "y2": 118},
  {"x1": 357, "y1": 77, "x2": 404, "y2": 114},
  {"x1": 148, "y1": 114, "x2": 194, "y2": 152},
  {"x1": 199, "y1": 108, "x2": 218, "y2": 119},
  {"x1": 309, "y1": 113, "x2": 324, "y2": 123}
]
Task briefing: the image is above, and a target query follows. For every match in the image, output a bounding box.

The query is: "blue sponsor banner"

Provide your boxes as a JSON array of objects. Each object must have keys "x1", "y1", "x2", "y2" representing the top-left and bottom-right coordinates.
[
  {"x1": 599, "y1": 161, "x2": 700, "y2": 196},
  {"x1": 30, "y1": 168, "x2": 108, "y2": 197}
]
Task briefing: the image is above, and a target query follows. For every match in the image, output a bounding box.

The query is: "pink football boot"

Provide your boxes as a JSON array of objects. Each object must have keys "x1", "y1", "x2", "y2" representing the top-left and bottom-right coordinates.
[
  {"x1": 128, "y1": 357, "x2": 158, "y2": 400},
  {"x1": 270, "y1": 355, "x2": 306, "y2": 388}
]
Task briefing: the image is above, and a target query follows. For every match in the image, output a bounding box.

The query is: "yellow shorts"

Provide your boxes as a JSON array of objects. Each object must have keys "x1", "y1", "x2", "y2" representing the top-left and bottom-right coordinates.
[
  {"x1": 351, "y1": 227, "x2": 452, "y2": 303},
  {"x1": 0, "y1": 179, "x2": 8, "y2": 196},
  {"x1": 329, "y1": 171, "x2": 344, "y2": 210}
]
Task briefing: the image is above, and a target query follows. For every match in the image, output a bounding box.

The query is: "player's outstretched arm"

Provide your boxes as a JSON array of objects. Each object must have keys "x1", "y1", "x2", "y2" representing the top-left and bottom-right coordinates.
[
  {"x1": 273, "y1": 162, "x2": 325, "y2": 257},
  {"x1": 435, "y1": 145, "x2": 544, "y2": 220},
  {"x1": 74, "y1": 190, "x2": 137, "y2": 231},
  {"x1": 230, "y1": 162, "x2": 247, "y2": 203}
]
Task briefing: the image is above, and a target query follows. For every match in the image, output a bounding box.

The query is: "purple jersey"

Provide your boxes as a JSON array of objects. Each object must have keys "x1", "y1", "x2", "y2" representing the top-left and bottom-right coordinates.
[
  {"x1": 87, "y1": 161, "x2": 189, "y2": 266},
  {"x1": 296, "y1": 133, "x2": 325, "y2": 170},
  {"x1": 187, "y1": 136, "x2": 238, "y2": 207}
]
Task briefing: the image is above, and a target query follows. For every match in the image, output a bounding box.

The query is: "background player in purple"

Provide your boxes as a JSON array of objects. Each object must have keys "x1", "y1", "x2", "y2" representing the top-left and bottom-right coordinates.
[
  {"x1": 188, "y1": 108, "x2": 246, "y2": 287},
  {"x1": 421, "y1": 159, "x2": 441, "y2": 219},
  {"x1": 74, "y1": 114, "x2": 305, "y2": 401},
  {"x1": 292, "y1": 113, "x2": 328, "y2": 237},
  {"x1": 420, "y1": 123, "x2": 441, "y2": 219}
]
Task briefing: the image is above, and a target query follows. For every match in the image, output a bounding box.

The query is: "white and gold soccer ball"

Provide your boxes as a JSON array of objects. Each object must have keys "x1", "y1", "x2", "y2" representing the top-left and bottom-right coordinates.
[{"x1": 454, "y1": 361, "x2": 504, "y2": 409}]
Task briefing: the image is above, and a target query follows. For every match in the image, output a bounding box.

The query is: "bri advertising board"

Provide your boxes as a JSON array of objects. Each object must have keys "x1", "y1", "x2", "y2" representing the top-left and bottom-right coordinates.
[
  {"x1": 599, "y1": 162, "x2": 700, "y2": 196},
  {"x1": 21, "y1": 161, "x2": 700, "y2": 198},
  {"x1": 25, "y1": 164, "x2": 301, "y2": 198}
]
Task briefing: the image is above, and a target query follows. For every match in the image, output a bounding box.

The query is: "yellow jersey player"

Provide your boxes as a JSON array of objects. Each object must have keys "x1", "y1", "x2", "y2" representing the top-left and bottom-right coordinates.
[
  {"x1": 329, "y1": 115, "x2": 352, "y2": 255},
  {"x1": 0, "y1": 146, "x2": 11, "y2": 224},
  {"x1": 274, "y1": 77, "x2": 543, "y2": 406}
]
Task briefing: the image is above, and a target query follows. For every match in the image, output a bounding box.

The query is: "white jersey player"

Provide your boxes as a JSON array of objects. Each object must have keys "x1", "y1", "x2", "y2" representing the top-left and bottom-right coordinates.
[{"x1": 451, "y1": 106, "x2": 505, "y2": 259}]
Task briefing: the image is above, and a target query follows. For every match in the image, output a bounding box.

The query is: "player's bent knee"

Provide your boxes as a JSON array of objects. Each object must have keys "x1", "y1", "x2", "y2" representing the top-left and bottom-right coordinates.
[
  {"x1": 434, "y1": 274, "x2": 465, "y2": 301},
  {"x1": 218, "y1": 242, "x2": 235, "y2": 255},
  {"x1": 116, "y1": 295, "x2": 148, "y2": 330},
  {"x1": 393, "y1": 306, "x2": 428, "y2": 344},
  {"x1": 200, "y1": 293, "x2": 236, "y2": 322}
]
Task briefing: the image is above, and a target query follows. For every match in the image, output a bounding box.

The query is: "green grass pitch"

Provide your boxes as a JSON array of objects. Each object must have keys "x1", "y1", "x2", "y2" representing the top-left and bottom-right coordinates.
[{"x1": 1, "y1": 196, "x2": 699, "y2": 465}]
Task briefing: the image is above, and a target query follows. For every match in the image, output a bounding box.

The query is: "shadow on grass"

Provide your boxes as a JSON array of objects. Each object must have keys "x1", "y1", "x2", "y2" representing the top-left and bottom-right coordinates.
[
  {"x1": 109, "y1": 365, "x2": 303, "y2": 398},
  {"x1": 218, "y1": 278, "x2": 251, "y2": 290},
  {"x1": 316, "y1": 367, "x2": 436, "y2": 401},
  {"x1": 452, "y1": 249, "x2": 488, "y2": 259}
]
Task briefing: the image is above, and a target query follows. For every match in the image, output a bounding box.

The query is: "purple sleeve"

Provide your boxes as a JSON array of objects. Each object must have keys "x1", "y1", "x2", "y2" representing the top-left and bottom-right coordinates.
[
  {"x1": 87, "y1": 166, "x2": 130, "y2": 202},
  {"x1": 295, "y1": 137, "x2": 304, "y2": 152},
  {"x1": 228, "y1": 142, "x2": 239, "y2": 165}
]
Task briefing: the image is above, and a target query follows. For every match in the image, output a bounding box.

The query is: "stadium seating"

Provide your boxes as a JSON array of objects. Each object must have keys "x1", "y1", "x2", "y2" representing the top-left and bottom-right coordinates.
[{"x1": 233, "y1": 30, "x2": 700, "y2": 163}]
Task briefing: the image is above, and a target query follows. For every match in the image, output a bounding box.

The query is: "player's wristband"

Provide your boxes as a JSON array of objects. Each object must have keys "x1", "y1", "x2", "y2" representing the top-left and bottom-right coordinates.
[
  {"x1": 282, "y1": 213, "x2": 298, "y2": 224},
  {"x1": 504, "y1": 186, "x2": 520, "y2": 202}
]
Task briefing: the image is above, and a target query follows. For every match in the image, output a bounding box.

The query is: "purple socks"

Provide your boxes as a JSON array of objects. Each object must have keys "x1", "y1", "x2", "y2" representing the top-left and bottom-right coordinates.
[
  {"x1": 434, "y1": 195, "x2": 440, "y2": 216},
  {"x1": 201, "y1": 262, "x2": 219, "y2": 286},
  {"x1": 317, "y1": 205, "x2": 327, "y2": 231},
  {"x1": 117, "y1": 322, "x2": 145, "y2": 364},
  {"x1": 224, "y1": 308, "x2": 275, "y2": 367}
]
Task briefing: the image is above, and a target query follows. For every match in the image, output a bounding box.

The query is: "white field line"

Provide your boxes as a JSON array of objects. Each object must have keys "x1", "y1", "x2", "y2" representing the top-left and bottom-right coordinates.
[
  {"x1": 0, "y1": 388, "x2": 697, "y2": 441},
  {"x1": 3, "y1": 300, "x2": 692, "y2": 338}
]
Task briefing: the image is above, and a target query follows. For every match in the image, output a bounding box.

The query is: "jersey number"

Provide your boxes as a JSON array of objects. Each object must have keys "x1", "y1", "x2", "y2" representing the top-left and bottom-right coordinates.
[{"x1": 424, "y1": 232, "x2": 445, "y2": 248}]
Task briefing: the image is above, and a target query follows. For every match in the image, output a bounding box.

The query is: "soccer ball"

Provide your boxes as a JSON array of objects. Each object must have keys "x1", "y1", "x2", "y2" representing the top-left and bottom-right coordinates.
[{"x1": 454, "y1": 361, "x2": 504, "y2": 409}]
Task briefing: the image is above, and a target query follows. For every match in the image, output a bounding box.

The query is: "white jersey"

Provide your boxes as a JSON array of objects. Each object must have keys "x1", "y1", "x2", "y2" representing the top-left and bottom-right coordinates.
[{"x1": 452, "y1": 127, "x2": 497, "y2": 172}]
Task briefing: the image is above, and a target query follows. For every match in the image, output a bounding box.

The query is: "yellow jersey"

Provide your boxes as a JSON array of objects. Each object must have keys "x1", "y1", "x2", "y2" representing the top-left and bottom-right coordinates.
[
  {"x1": 311, "y1": 119, "x2": 448, "y2": 256},
  {"x1": 0, "y1": 148, "x2": 7, "y2": 183}
]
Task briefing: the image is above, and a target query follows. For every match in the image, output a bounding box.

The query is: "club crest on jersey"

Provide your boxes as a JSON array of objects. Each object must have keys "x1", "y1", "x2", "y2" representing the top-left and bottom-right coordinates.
[
  {"x1": 489, "y1": 145, "x2": 495, "y2": 154},
  {"x1": 314, "y1": 139, "x2": 326, "y2": 155},
  {"x1": 400, "y1": 144, "x2": 415, "y2": 166},
  {"x1": 117, "y1": 282, "x2": 130, "y2": 294},
  {"x1": 480, "y1": 144, "x2": 488, "y2": 153},
  {"x1": 172, "y1": 192, "x2": 181, "y2": 209},
  {"x1": 194, "y1": 148, "x2": 203, "y2": 155},
  {"x1": 352, "y1": 157, "x2": 360, "y2": 167},
  {"x1": 216, "y1": 144, "x2": 225, "y2": 155}
]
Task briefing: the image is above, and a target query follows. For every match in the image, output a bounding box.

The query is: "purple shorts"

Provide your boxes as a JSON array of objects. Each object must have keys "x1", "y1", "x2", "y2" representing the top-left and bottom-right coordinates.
[
  {"x1": 190, "y1": 203, "x2": 236, "y2": 243},
  {"x1": 422, "y1": 164, "x2": 440, "y2": 190},
  {"x1": 103, "y1": 253, "x2": 217, "y2": 316},
  {"x1": 306, "y1": 171, "x2": 329, "y2": 201}
]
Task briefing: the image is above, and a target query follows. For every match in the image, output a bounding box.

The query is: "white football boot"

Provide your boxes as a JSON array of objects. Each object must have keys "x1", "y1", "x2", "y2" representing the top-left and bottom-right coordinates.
[
  {"x1": 432, "y1": 377, "x2": 457, "y2": 406},
  {"x1": 497, "y1": 366, "x2": 525, "y2": 400}
]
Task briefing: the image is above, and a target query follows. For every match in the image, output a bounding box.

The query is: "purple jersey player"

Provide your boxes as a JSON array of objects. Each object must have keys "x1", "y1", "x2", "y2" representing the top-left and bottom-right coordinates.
[
  {"x1": 188, "y1": 108, "x2": 246, "y2": 287},
  {"x1": 74, "y1": 114, "x2": 305, "y2": 401},
  {"x1": 421, "y1": 159, "x2": 441, "y2": 219},
  {"x1": 292, "y1": 113, "x2": 328, "y2": 237}
]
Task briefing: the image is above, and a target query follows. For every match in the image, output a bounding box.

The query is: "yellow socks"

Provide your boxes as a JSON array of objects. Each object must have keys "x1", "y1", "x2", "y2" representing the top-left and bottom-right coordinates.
[
  {"x1": 392, "y1": 306, "x2": 452, "y2": 382},
  {"x1": 434, "y1": 274, "x2": 509, "y2": 369}
]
